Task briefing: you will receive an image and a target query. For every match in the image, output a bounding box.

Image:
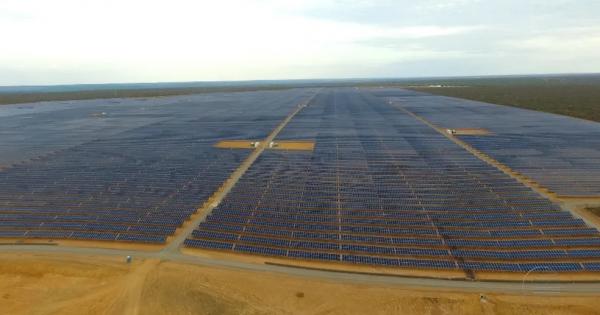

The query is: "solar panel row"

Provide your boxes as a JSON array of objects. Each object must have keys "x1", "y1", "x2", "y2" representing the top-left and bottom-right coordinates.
[
  {"x1": 388, "y1": 89, "x2": 600, "y2": 196},
  {"x1": 185, "y1": 88, "x2": 600, "y2": 272},
  {"x1": 0, "y1": 90, "x2": 313, "y2": 243},
  {"x1": 184, "y1": 237, "x2": 596, "y2": 273}
]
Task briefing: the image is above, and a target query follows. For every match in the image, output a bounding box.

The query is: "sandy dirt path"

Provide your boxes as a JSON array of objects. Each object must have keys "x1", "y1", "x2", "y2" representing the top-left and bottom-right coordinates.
[{"x1": 2, "y1": 253, "x2": 600, "y2": 315}]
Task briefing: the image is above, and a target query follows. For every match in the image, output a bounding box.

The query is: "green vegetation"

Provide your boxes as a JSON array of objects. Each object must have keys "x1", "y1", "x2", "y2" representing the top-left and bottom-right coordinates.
[
  {"x1": 407, "y1": 75, "x2": 600, "y2": 122},
  {"x1": 2, "y1": 74, "x2": 599, "y2": 123}
]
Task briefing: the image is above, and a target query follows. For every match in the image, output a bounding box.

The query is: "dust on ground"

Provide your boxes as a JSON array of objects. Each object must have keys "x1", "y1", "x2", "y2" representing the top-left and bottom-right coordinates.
[
  {"x1": 446, "y1": 128, "x2": 492, "y2": 136},
  {"x1": 269, "y1": 141, "x2": 315, "y2": 151},
  {"x1": 214, "y1": 140, "x2": 315, "y2": 151},
  {"x1": 1, "y1": 253, "x2": 600, "y2": 315}
]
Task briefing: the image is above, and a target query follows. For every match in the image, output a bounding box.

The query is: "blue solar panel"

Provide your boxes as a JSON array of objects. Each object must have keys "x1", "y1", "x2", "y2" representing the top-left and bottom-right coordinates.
[
  {"x1": 583, "y1": 263, "x2": 600, "y2": 271},
  {"x1": 395, "y1": 91, "x2": 600, "y2": 196},
  {"x1": 178, "y1": 88, "x2": 600, "y2": 272},
  {"x1": 0, "y1": 89, "x2": 311, "y2": 244}
]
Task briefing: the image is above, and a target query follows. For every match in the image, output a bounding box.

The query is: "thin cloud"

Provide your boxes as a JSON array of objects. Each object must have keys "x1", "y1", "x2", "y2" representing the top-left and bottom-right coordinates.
[{"x1": 0, "y1": 0, "x2": 599, "y2": 85}]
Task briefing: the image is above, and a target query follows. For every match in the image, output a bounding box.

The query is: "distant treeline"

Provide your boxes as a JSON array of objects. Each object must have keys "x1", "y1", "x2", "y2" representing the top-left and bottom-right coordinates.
[
  {"x1": 0, "y1": 86, "x2": 296, "y2": 105},
  {"x1": 2, "y1": 74, "x2": 600, "y2": 123},
  {"x1": 398, "y1": 73, "x2": 600, "y2": 87},
  {"x1": 410, "y1": 84, "x2": 600, "y2": 123}
]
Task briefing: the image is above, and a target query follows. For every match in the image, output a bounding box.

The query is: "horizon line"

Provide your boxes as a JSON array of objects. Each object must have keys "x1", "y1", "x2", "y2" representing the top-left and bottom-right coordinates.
[{"x1": 1, "y1": 71, "x2": 600, "y2": 89}]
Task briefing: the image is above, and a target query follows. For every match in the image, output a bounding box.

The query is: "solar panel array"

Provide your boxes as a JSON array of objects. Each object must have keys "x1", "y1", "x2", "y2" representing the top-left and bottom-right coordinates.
[
  {"x1": 0, "y1": 90, "x2": 312, "y2": 243},
  {"x1": 387, "y1": 89, "x2": 600, "y2": 196},
  {"x1": 185, "y1": 89, "x2": 600, "y2": 273},
  {"x1": 0, "y1": 97, "x2": 183, "y2": 167}
]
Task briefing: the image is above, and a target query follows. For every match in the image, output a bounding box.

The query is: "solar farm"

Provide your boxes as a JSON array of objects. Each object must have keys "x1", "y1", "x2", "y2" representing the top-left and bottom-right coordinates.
[
  {"x1": 0, "y1": 90, "x2": 312, "y2": 243},
  {"x1": 2, "y1": 87, "x2": 600, "y2": 280},
  {"x1": 394, "y1": 90, "x2": 600, "y2": 197}
]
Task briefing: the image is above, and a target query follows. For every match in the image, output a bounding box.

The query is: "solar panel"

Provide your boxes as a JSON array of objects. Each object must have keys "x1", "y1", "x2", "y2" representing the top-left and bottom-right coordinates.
[{"x1": 184, "y1": 88, "x2": 600, "y2": 272}]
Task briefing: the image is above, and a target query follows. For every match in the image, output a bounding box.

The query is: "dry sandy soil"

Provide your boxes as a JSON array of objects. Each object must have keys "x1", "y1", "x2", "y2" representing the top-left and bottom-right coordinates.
[
  {"x1": 1, "y1": 253, "x2": 600, "y2": 315},
  {"x1": 214, "y1": 140, "x2": 315, "y2": 151},
  {"x1": 448, "y1": 128, "x2": 492, "y2": 136}
]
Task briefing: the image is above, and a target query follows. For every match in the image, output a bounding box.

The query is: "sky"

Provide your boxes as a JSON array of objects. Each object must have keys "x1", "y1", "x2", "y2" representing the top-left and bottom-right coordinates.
[{"x1": 1, "y1": 0, "x2": 600, "y2": 85}]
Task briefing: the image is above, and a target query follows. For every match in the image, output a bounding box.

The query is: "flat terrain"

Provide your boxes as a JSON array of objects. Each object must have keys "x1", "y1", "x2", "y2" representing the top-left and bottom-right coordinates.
[
  {"x1": 386, "y1": 88, "x2": 600, "y2": 197},
  {"x1": 409, "y1": 83, "x2": 600, "y2": 123},
  {"x1": 2, "y1": 85, "x2": 600, "y2": 314},
  {"x1": 4, "y1": 74, "x2": 599, "y2": 124},
  {"x1": 588, "y1": 207, "x2": 600, "y2": 216},
  {"x1": 185, "y1": 88, "x2": 600, "y2": 274},
  {"x1": 2, "y1": 87, "x2": 600, "y2": 274},
  {"x1": 2, "y1": 253, "x2": 600, "y2": 315},
  {"x1": 0, "y1": 86, "x2": 293, "y2": 105}
]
